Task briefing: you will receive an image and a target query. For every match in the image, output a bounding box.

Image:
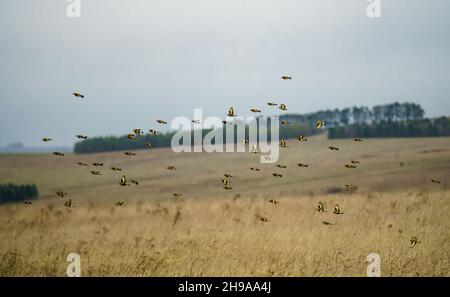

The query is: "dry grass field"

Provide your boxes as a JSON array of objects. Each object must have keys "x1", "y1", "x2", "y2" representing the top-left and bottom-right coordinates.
[{"x1": 0, "y1": 135, "x2": 449, "y2": 276}]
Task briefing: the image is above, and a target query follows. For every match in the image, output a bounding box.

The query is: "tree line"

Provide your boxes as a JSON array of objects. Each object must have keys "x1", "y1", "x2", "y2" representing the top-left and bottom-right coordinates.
[
  {"x1": 73, "y1": 102, "x2": 445, "y2": 154},
  {"x1": 0, "y1": 183, "x2": 38, "y2": 205},
  {"x1": 279, "y1": 102, "x2": 425, "y2": 128},
  {"x1": 329, "y1": 117, "x2": 450, "y2": 139},
  {"x1": 74, "y1": 123, "x2": 320, "y2": 154}
]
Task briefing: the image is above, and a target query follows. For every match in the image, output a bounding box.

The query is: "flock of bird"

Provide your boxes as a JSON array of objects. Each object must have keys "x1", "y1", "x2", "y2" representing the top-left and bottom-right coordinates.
[{"x1": 30, "y1": 77, "x2": 443, "y2": 249}]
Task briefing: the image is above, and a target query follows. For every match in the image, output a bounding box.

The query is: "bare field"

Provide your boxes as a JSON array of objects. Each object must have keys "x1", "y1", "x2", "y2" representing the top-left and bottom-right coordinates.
[{"x1": 0, "y1": 136, "x2": 449, "y2": 276}]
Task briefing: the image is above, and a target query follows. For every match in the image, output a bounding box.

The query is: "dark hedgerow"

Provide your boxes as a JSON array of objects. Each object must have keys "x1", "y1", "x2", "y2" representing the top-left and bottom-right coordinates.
[{"x1": 0, "y1": 183, "x2": 38, "y2": 205}]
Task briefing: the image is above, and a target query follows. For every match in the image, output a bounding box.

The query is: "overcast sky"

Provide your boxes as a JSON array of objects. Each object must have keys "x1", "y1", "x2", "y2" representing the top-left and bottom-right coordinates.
[{"x1": 1, "y1": 0, "x2": 449, "y2": 147}]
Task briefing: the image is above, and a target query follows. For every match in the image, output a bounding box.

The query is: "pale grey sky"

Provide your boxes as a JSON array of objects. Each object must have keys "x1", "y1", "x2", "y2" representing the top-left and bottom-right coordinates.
[{"x1": 1, "y1": 0, "x2": 449, "y2": 147}]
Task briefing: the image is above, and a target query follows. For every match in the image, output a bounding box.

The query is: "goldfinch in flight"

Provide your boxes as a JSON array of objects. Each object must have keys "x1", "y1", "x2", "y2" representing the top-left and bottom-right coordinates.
[
  {"x1": 410, "y1": 236, "x2": 420, "y2": 248},
  {"x1": 316, "y1": 202, "x2": 326, "y2": 213},
  {"x1": 227, "y1": 107, "x2": 236, "y2": 117},
  {"x1": 333, "y1": 204, "x2": 343, "y2": 215},
  {"x1": 64, "y1": 199, "x2": 75, "y2": 208},
  {"x1": 316, "y1": 121, "x2": 326, "y2": 129},
  {"x1": 56, "y1": 191, "x2": 68, "y2": 198},
  {"x1": 279, "y1": 104, "x2": 287, "y2": 111},
  {"x1": 42, "y1": 138, "x2": 53, "y2": 142},
  {"x1": 156, "y1": 120, "x2": 167, "y2": 124},
  {"x1": 73, "y1": 92, "x2": 84, "y2": 98}
]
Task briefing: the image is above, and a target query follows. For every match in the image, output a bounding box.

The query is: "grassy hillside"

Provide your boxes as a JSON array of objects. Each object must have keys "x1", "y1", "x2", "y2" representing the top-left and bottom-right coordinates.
[{"x1": 0, "y1": 136, "x2": 449, "y2": 276}]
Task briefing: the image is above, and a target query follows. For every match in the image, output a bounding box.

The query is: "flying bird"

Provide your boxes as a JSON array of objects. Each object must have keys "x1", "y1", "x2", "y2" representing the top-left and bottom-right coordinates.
[
  {"x1": 76, "y1": 135, "x2": 88, "y2": 140},
  {"x1": 328, "y1": 146, "x2": 339, "y2": 151},
  {"x1": 92, "y1": 162, "x2": 103, "y2": 167},
  {"x1": 250, "y1": 108, "x2": 261, "y2": 113},
  {"x1": 333, "y1": 204, "x2": 343, "y2": 215},
  {"x1": 53, "y1": 152, "x2": 64, "y2": 156},
  {"x1": 192, "y1": 119, "x2": 201, "y2": 124},
  {"x1": 250, "y1": 167, "x2": 260, "y2": 172},
  {"x1": 279, "y1": 104, "x2": 287, "y2": 111},
  {"x1": 268, "y1": 199, "x2": 280, "y2": 205},
  {"x1": 227, "y1": 107, "x2": 236, "y2": 117},
  {"x1": 64, "y1": 199, "x2": 75, "y2": 208},
  {"x1": 297, "y1": 163, "x2": 309, "y2": 168},
  {"x1": 119, "y1": 176, "x2": 129, "y2": 186},
  {"x1": 410, "y1": 236, "x2": 420, "y2": 248},
  {"x1": 72, "y1": 92, "x2": 84, "y2": 99},
  {"x1": 145, "y1": 142, "x2": 155, "y2": 148},
  {"x1": 316, "y1": 202, "x2": 326, "y2": 213},
  {"x1": 297, "y1": 136, "x2": 307, "y2": 142},
  {"x1": 132, "y1": 129, "x2": 143, "y2": 135},
  {"x1": 130, "y1": 179, "x2": 139, "y2": 185},
  {"x1": 259, "y1": 217, "x2": 270, "y2": 222},
  {"x1": 124, "y1": 152, "x2": 136, "y2": 156},
  {"x1": 272, "y1": 173, "x2": 283, "y2": 178},
  {"x1": 90, "y1": 171, "x2": 101, "y2": 175},
  {"x1": 42, "y1": 138, "x2": 53, "y2": 142},
  {"x1": 224, "y1": 173, "x2": 233, "y2": 178},
  {"x1": 167, "y1": 166, "x2": 176, "y2": 170},
  {"x1": 77, "y1": 162, "x2": 88, "y2": 166},
  {"x1": 322, "y1": 221, "x2": 333, "y2": 225},
  {"x1": 276, "y1": 164, "x2": 287, "y2": 169},
  {"x1": 316, "y1": 121, "x2": 326, "y2": 129},
  {"x1": 56, "y1": 191, "x2": 68, "y2": 198},
  {"x1": 281, "y1": 76, "x2": 292, "y2": 80},
  {"x1": 110, "y1": 166, "x2": 122, "y2": 171},
  {"x1": 24, "y1": 200, "x2": 33, "y2": 205},
  {"x1": 281, "y1": 120, "x2": 290, "y2": 125},
  {"x1": 127, "y1": 133, "x2": 136, "y2": 140},
  {"x1": 267, "y1": 102, "x2": 278, "y2": 106},
  {"x1": 148, "y1": 129, "x2": 159, "y2": 135},
  {"x1": 354, "y1": 138, "x2": 363, "y2": 142},
  {"x1": 115, "y1": 201, "x2": 126, "y2": 207},
  {"x1": 345, "y1": 164, "x2": 357, "y2": 169},
  {"x1": 156, "y1": 120, "x2": 167, "y2": 124},
  {"x1": 223, "y1": 185, "x2": 233, "y2": 190},
  {"x1": 279, "y1": 139, "x2": 287, "y2": 148},
  {"x1": 173, "y1": 193, "x2": 183, "y2": 198},
  {"x1": 430, "y1": 179, "x2": 441, "y2": 184},
  {"x1": 350, "y1": 160, "x2": 360, "y2": 164}
]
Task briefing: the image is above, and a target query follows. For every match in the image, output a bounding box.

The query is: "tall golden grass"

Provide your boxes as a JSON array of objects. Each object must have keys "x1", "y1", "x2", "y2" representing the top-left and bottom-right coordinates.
[
  {"x1": 0, "y1": 190, "x2": 448, "y2": 276},
  {"x1": 0, "y1": 136, "x2": 449, "y2": 276}
]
